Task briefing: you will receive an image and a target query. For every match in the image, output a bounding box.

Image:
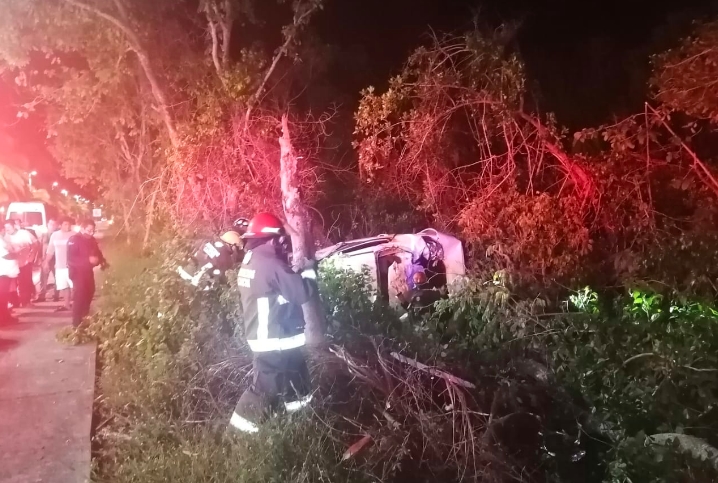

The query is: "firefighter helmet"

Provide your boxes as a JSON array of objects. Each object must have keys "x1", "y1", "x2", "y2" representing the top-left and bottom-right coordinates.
[
  {"x1": 232, "y1": 217, "x2": 250, "y2": 233},
  {"x1": 220, "y1": 230, "x2": 242, "y2": 246},
  {"x1": 241, "y1": 212, "x2": 285, "y2": 239}
]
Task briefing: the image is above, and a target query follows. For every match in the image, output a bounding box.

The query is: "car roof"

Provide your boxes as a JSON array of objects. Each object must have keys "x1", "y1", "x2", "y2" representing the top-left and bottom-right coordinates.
[{"x1": 316, "y1": 235, "x2": 395, "y2": 259}]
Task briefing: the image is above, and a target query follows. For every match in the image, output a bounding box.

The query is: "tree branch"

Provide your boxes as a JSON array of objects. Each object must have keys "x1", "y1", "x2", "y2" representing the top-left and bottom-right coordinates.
[
  {"x1": 208, "y1": 17, "x2": 223, "y2": 76},
  {"x1": 63, "y1": 0, "x2": 180, "y2": 149},
  {"x1": 220, "y1": 0, "x2": 234, "y2": 68},
  {"x1": 243, "y1": 0, "x2": 321, "y2": 128},
  {"x1": 646, "y1": 103, "x2": 718, "y2": 197},
  {"x1": 518, "y1": 111, "x2": 595, "y2": 201}
]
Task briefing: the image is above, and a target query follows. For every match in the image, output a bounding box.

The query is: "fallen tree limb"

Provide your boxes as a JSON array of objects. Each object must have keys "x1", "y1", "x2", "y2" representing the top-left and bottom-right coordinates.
[{"x1": 390, "y1": 352, "x2": 476, "y2": 389}]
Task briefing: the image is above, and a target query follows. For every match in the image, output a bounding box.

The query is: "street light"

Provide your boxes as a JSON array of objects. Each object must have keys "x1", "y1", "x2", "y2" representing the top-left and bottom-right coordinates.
[
  {"x1": 28, "y1": 170, "x2": 37, "y2": 188},
  {"x1": 61, "y1": 189, "x2": 68, "y2": 196},
  {"x1": 52, "y1": 181, "x2": 59, "y2": 189}
]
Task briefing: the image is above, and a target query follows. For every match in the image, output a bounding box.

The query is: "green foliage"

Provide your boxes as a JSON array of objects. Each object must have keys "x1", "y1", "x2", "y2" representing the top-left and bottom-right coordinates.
[
  {"x1": 58, "y1": 237, "x2": 718, "y2": 482},
  {"x1": 354, "y1": 30, "x2": 527, "y2": 221},
  {"x1": 0, "y1": 162, "x2": 29, "y2": 202},
  {"x1": 59, "y1": 239, "x2": 375, "y2": 483},
  {"x1": 97, "y1": 417, "x2": 369, "y2": 483},
  {"x1": 324, "y1": 189, "x2": 428, "y2": 241},
  {"x1": 318, "y1": 260, "x2": 405, "y2": 339},
  {"x1": 569, "y1": 287, "x2": 599, "y2": 314},
  {"x1": 459, "y1": 187, "x2": 592, "y2": 284},
  {"x1": 430, "y1": 281, "x2": 718, "y2": 482},
  {"x1": 61, "y1": 238, "x2": 244, "y2": 423}
]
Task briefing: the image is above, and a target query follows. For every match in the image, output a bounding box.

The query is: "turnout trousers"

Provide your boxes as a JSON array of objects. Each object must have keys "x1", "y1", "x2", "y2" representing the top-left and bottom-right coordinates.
[{"x1": 229, "y1": 347, "x2": 312, "y2": 433}]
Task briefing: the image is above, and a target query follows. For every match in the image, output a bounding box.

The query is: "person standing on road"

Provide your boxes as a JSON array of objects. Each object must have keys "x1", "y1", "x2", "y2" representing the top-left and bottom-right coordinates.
[
  {"x1": 16, "y1": 218, "x2": 41, "y2": 301},
  {"x1": 4, "y1": 220, "x2": 36, "y2": 308},
  {"x1": 67, "y1": 220, "x2": 108, "y2": 327},
  {"x1": 0, "y1": 227, "x2": 20, "y2": 326},
  {"x1": 229, "y1": 212, "x2": 317, "y2": 434},
  {"x1": 45, "y1": 218, "x2": 75, "y2": 312},
  {"x1": 34, "y1": 219, "x2": 59, "y2": 303}
]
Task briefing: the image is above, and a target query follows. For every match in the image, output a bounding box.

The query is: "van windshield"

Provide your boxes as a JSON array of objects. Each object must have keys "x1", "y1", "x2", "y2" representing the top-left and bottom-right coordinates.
[
  {"x1": 7, "y1": 211, "x2": 44, "y2": 226},
  {"x1": 25, "y1": 212, "x2": 43, "y2": 226}
]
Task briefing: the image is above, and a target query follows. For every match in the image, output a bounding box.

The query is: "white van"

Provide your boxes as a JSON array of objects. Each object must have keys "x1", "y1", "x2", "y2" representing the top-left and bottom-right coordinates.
[{"x1": 4, "y1": 202, "x2": 58, "y2": 234}]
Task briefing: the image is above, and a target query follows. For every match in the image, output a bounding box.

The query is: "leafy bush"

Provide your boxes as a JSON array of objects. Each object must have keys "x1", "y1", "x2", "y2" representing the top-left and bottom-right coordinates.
[
  {"x1": 318, "y1": 260, "x2": 405, "y2": 338},
  {"x1": 61, "y1": 238, "x2": 244, "y2": 424},
  {"x1": 459, "y1": 188, "x2": 592, "y2": 286},
  {"x1": 60, "y1": 240, "x2": 382, "y2": 483},
  {"x1": 425, "y1": 279, "x2": 718, "y2": 482},
  {"x1": 61, "y1": 237, "x2": 718, "y2": 483}
]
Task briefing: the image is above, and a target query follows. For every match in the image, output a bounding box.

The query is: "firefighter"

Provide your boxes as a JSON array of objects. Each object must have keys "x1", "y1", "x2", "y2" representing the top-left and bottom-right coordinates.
[
  {"x1": 177, "y1": 229, "x2": 244, "y2": 288},
  {"x1": 229, "y1": 212, "x2": 317, "y2": 434}
]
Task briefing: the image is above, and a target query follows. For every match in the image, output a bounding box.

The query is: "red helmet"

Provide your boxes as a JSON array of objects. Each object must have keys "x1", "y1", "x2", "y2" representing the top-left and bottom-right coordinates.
[{"x1": 241, "y1": 212, "x2": 285, "y2": 239}]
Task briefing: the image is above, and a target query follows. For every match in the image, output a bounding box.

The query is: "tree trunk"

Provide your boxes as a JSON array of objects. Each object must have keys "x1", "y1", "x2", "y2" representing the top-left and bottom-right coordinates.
[
  {"x1": 120, "y1": 198, "x2": 132, "y2": 245},
  {"x1": 143, "y1": 181, "x2": 159, "y2": 251},
  {"x1": 278, "y1": 114, "x2": 325, "y2": 346}
]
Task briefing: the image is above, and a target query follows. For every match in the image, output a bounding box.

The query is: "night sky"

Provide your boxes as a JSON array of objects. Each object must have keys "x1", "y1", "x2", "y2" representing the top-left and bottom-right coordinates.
[{"x1": 2, "y1": 0, "x2": 718, "y2": 194}]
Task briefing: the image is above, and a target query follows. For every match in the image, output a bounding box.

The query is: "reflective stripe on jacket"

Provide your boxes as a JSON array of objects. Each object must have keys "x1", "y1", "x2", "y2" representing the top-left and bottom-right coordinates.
[{"x1": 237, "y1": 243, "x2": 315, "y2": 352}]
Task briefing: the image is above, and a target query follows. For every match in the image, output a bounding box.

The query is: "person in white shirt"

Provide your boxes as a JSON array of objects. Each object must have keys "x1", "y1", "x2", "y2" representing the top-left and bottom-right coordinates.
[
  {"x1": 45, "y1": 217, "x2": 75, "y2": 311},
  {"x1": 0, "y1": 227, "x2": 20, "y2": 325},
  {"x1": 34, "y1": 218, "x2": 59, "y2": 302},
  {"x1": 4, "y1": 220, "x2": 36, "y2": 308}
]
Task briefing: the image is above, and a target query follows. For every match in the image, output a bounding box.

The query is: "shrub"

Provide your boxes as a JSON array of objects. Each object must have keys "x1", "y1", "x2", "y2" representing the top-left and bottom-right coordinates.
[
  {"x1": 459, "y1": 188, "x2": 592, "y2": 287},
  {"x1": 62, "y1": 237, "x2": 718, "y2": 483},
  {"x1": 426, "y1": 280, "x2": 718, "y2": 482}
]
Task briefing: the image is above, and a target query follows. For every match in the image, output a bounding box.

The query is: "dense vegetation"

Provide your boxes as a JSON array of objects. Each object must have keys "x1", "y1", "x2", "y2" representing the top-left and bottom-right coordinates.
[
  {"x1": 2, "y1": 0, "x2": 718, "y2": 481},
  {"x1": 59, "y1": 239, "x2": 718, "y2": 482}
]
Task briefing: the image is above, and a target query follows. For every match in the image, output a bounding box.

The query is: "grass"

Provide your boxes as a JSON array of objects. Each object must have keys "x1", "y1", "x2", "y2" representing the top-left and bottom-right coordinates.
[{"x1": 57, "y1": 237, "x2": 718, "y2": 483}]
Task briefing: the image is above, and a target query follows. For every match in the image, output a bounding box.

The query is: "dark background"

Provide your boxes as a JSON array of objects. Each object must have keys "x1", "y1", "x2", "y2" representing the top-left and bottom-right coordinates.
[{"x1": 2, "y1": 0, "x2": 718, "y2": 196}]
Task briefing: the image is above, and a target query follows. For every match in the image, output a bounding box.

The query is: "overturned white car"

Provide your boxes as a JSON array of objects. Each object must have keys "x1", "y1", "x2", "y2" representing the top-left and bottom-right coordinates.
[{"x1": 316, "y1": 229, "x2": 466, "y2": 311}]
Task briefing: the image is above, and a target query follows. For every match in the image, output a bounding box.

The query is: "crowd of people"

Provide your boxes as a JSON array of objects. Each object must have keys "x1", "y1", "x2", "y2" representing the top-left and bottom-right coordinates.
[{"x1": 0, "y1": 217, "x2": 107, "y2": 328}]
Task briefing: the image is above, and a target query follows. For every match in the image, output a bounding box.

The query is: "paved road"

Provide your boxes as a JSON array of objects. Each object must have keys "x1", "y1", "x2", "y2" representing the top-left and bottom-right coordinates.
[{"x1": 0, "y1": 303, "x2": 96, "y2": 483}]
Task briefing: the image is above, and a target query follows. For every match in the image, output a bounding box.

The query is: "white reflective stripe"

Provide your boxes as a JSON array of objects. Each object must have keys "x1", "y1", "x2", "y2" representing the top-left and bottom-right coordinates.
[
  {"x1": 247, "y1": 333, "x2": 306, "y2": 352},
  {"x1": 300, "y1": 269, "x2": 316, "y2": 280},
  {"x1": 177, "y1": 266, "x2": 193, "y2": 281},
  {"x1": 212, "y1": 269, "x2": 221, "y2": 275},
  {"x1": 284, "y1": 394, "x2": 313, "y2": 413},
  {"x1": 191, "y1": 263, "x2": 213, "y2": 286},
  {"x1": 203, "y1": 242, "x2": 221, "y2": 258},
  {"x1": 257, "y1": 297, "x2": 269, "y2": 340},
  {"x1": 229, "y1": 412, "x2": 259, "y2": 433},
  {"x1": 277, "y1": 295, "x2": 289, "y2": 305}
]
